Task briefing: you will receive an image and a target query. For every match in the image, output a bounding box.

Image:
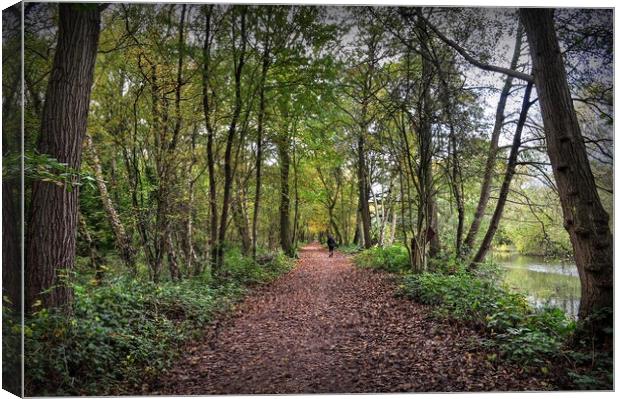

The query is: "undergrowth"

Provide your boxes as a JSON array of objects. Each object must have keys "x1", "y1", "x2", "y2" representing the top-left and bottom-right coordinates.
[
  {"x1": 353, "y1": 245, "x2": 613, "y2": 390},
  {"x1": 14, "y1": 249, "x2": 294, "y2": 396},
  {"x1": 337, "y1": 244, "x2": 363, "y2": 255},
  {"x1": 354, "y1": 244, "x2": 409, "y2": 273}
]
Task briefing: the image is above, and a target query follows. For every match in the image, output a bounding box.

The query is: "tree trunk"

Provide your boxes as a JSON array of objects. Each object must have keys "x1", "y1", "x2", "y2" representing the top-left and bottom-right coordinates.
[
  {"x1": 2, "y1": 4, "x2": 22, "y2": 314},
  {"x1": 463, "y1": 25, "x2": 523, "y2": 252},
  {"x1": 166, "y1": 232, "x2": 181, "y2": 281},
  {"x1": 252, "y1": 14, "x2": 271, "y2": 259},
  {"x1": 277, "y1": 136, "x2": 294, "y2": 257},
  {"x1": 25, "y1": 4, "x2": 101, "y2": 312},
  {"x1": 202, "y1": 5, "x2": 219, "y2": 271},
  {"x1": 353, "y1": 210, "x2": 361, "y2": 246},
  {"x1": 77, "y1": 211, "x2": 104, "y2": 283},
  {"x1": 232, "y1": 178, "x2": 252, "y2": 255},
  {"x1": 357, "y1": 133, "x2": 372, "y2": 248},
  {"x1": 292, "y1": 141, "x2": 301, "y2": 247},
  {"x1": 428, "y1": 198, "x2": 440, "y2": 257},
  {"x1": 184, "y1": 181, "x2": 198, "y2": 275},
  {"x1": 415, "y1": 14, "x2": 438, "y2": 266},
  {"x1": 520, "y1": 9, "x2": 613, "y2": 338},
  {"x1": 434, "y1": 53, "x2": 465, "y2": 258},
  {"x1": 217, "y1": 8, "x2": 246, "y2": 269},
  {"x1": 3, "y1": 177, "x2": 21, "y2": 311},
  {"x1": 471, "y1": 82, "x2": 533, "y2": 267},
  {"x1": 84, "y1": 134, "x2": 136, "y2": 273},
  {"x1": 450, "y1": 125, "x2": 465, "y2": 257},
  {"x1": 388, "y1": 206, "x2": 397, "y2": 246}
]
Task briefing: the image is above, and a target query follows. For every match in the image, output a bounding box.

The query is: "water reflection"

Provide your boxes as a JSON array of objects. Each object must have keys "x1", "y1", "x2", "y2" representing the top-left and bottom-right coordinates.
[{"x1": 491, "y1": 252, "x2": 581, "y2": 318}]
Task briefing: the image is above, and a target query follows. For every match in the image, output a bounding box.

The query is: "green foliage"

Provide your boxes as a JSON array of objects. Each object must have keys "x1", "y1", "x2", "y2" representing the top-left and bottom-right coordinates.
[
  {"x1": 4, "y1": 150, "x2": 97, "y2": 190},
  {"x1": 25, "y1": 278, "x2": 220, "y2": 395},
  {"x1": 427, "y1": 254, "x2": 467, "y2": 275},
  {"x1": 565, "y1": 351, "x2": 613, "y2": 390},
  {"x1": 354, "y1": 245, "x2": 610, "y2": 389},
  {"x1": 337, "y1": 244, "x2": 363, "y2": 254},
  {"x1": 24, "y1": 250, "x2": 293, "y2": 396},
  {"x1": 2, "y1": 299, "x2": 22, "y2": 395},
  {"x1": 398, "y1": 270, "x2": 576, "y2": 368},
  {"x1": 219, "y1": 247, "x2": 294, "y2": 286},
  {"x1": 353, "y1": 245, "x2": 410, "y2": 273},
  {"x1": 494, "y1": 327, "x2": 561, "y2": 366},
  {"x1": 499, "y1": 185, "x2": 572, "y2": 258}
]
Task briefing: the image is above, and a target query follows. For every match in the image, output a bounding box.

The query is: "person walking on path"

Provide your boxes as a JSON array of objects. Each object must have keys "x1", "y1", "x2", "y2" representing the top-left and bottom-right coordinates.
[{"x1": 327, "y1": 234, "x2": 337, "y2": 257}]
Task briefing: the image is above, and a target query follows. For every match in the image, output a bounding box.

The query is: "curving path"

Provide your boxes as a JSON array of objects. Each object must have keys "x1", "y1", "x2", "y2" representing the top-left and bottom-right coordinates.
[{"x1": 155, "y1": 243, "x2": 551, "y2": 394}]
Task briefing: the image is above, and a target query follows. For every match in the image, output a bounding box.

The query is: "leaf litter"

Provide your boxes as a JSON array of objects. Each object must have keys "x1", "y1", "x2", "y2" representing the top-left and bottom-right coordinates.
[{"x1": 154, "y1": 243, "x2": 552, "y2": 394}]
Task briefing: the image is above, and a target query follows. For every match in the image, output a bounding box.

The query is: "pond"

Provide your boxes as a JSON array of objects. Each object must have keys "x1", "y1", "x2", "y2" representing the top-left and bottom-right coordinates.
[{"x1": 490, "y1": 252, "x2": 581, "y2": 318}]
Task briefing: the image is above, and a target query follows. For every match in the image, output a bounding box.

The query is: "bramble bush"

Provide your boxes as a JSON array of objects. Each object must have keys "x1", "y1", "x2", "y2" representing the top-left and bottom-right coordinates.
[{"x1": 22, "y1": 249, "x2": 294, "y2": 396}]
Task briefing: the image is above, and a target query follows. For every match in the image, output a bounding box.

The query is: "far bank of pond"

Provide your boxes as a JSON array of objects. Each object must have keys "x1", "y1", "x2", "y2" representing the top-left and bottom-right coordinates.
[{"x1": 491, "y1": 251, "x2": 580, "y2": 318}]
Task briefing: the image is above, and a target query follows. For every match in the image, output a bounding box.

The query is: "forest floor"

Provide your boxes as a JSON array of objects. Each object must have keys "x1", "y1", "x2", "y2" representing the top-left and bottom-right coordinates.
[{"x1": 154, "y1": 243, "x2": 553, "y2": 394}]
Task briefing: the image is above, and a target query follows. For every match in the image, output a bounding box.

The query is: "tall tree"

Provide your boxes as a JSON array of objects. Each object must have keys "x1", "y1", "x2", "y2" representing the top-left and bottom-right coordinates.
[
  {"x1": 471, "y1": 82, "x2": 534, "y2": 266},
  {"x1": 520, "y1": 8, "x2": 613, "y2": 339},
  {"x1": 202, "y1": 4, "x2": 220, "y2": 270},
  {"x1": 25, "y1": 4, "x2": 102, "y2": 311},
  {"x1": 463, "y1": 24, "x2": 524, "y2": 253},
  {"x1": 216, "y1": 7, "x2": 248, "y2": 268},
  {"x1": 251, "y1": 8, "x2": 272, "y2": 259}
]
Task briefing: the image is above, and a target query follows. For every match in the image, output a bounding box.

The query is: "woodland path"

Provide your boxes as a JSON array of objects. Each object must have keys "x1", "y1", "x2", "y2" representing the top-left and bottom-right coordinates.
[{"x1": 155, "y1": 243, "x2": 551, "y2": 394}]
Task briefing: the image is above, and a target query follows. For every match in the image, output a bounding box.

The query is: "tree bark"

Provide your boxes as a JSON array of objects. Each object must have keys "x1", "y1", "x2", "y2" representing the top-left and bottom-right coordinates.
[
  {"x1": 25, "y1": 4, "x2": 101, "y2": 312},
  {"x1": 520, "y1": 9, "x2": 613, "y2": 337},
  {"x1": 463, "y1": 25, "x2": 523, "y2": 252}
]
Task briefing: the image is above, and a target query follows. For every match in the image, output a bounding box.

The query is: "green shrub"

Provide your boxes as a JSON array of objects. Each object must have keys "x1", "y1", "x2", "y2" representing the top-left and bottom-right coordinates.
[
  {"x1": 495, "y1": 327, "x2": 562, "y2": 366},
  {"x1": 219, "y1": 247, "x2": 294, "y2": 285},
  {"x1": 354, "y1": 245, "x2": 410, "y2": 273},
  {"x1": 25, "y1": 250, "x2": 294, "y2": 396},
  {"x1": 2, "y1": 299, "x2": 21, "y2": 395},
  {"x1": 337, "y1": 244, "x2": 363, "y2": 254},
  {"x1": 398, "y1": 270, "x2": 575, "y2": 368},
  {"x1": 25, "y1": 278, "x2": 226, "y2": 395}
]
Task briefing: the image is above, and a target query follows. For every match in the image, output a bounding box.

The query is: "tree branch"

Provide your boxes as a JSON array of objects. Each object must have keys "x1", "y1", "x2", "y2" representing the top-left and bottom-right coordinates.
[{"x1": 414, "y1": 11, "x2": 535, "y2": 83}]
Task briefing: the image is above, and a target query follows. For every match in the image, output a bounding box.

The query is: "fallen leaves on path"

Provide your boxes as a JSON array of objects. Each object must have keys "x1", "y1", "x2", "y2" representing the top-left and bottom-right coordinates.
[{"x1": 154, "y1": 243, "x2": 552, "y2": 394}]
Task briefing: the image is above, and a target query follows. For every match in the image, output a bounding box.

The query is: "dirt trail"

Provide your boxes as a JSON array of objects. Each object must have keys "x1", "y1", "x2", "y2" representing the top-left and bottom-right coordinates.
[{"x1": 156, "y1": 243, "x2": 551, "y2": 394}]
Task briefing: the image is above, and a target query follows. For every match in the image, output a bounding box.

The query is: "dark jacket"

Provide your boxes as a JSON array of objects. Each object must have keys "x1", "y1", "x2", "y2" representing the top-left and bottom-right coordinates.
[{"x1": 327, "y1": 236, "x2": 336, "y2": 248}]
